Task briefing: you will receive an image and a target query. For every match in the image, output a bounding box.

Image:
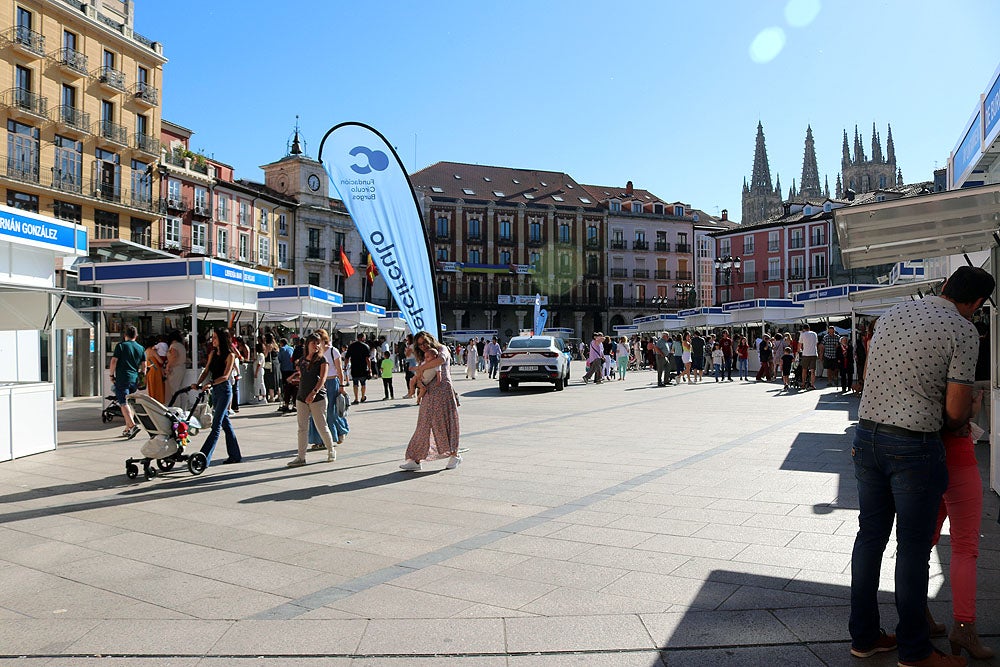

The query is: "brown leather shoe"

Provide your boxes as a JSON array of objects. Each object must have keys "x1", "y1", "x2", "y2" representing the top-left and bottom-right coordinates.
[
  {"x1": 850, "y1": 629, "x2": 897, "y2": 658},
  {"x1": 949, "y1": 620, "x2": 994, "y2": 660},
  {"x1": 898, "y1": 647, "x2": 968, "y2": 666},
  {"x1": 926, "y1": 606, "x2": 947, "y2": 637}
]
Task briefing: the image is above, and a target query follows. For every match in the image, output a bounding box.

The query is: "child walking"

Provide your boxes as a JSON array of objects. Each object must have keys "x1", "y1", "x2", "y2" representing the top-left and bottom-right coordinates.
[
  {"x1": 711, "y1": 343, "x2": 724, "y2": 381},
  {"x1": 380, "y1": 350, "x2": 395, "y2": 400}
]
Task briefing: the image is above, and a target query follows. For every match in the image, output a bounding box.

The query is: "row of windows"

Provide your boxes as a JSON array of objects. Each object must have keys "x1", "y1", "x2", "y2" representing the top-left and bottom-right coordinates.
[
  {"x1": 718, "y1": 228, "x2": 827, "y2": 256},
  {"x1": 166, "y1": 181, "x2": 288, "y2": 232},
  {"x1": 438, "y1": 217, "x2": 601, "y2": 244},
  {"x1": 161, "y1": 216, "x2": 286, "y2": 266},
  {"x1": 609, "y1": 202, "x2": 685, "y2": 217}
]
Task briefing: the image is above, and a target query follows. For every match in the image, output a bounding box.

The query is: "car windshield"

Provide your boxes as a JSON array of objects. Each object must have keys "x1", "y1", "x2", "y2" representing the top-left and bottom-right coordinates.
[{"x1": 508, "y1": 338, "x2": 553, "y2": 349}]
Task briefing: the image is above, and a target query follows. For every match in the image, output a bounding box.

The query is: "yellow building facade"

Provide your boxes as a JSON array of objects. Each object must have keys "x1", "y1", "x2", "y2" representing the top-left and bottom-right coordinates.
[{"x1": 0, "y1": 0, "x2": 165, "y2": 260}]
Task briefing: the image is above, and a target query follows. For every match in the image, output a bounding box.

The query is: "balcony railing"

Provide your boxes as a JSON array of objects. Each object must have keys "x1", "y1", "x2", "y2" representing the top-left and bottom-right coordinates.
[
  {"x1": 4, "y1": 157, "x2": 39, "y2": 184},
  {"x1": 435, "y1": 232, "x2": 451, "y2": 241},
  {"x1": 742, "y1": 245, "x2": 754, "y2": 255},
  {"x1": 162, "y1": 196, "x2": 189, "y2": 213},
  {"x1": 54, "y1": 47, "x2": 88, "y2": 75},
  {"x1": 811, "y1": 236, "x2": 826, "y2": 246},
  {"x1": 130, "y1": 81, "x2": 158, "y2": 106},
  {"x1": 789, "y1": 238, "x2": 805, "y2": 249},
  {"x1": 768, "y1": 243, "x2": 780, "y2": 252},
  {"x1": 610, "y1": 268, "x2": 628, "y2": 278},
  {"x1": 191, "y1": 203, "x2": 210, "y2": 217},
  {"x1": 766, "y1": 272, "x2": 783, "y2": 281},
  {"x1": 654, "y1": 269, "x2": 670, "y2": 280},
  {"x1": 675, "y1": 270, "x2": 693, "y2": 280},
  {"x1": 586, "y1": 238, "x2": 600, "y2": 249},
  {"x1": 306, "y1": 246, "x2": 326, "y2": 261},
  {"x1": 95, "y1": 66, "x2": 126, "y2": 92},
  {"x1": 810, "y1": 267, "x2": 828, "y2": 279},
  {"x1": 51, "y1": 167, "x2": 81, "y2": 193},
  {"x1": 610, "y1": 239, "x2": 626, "y2": 250},
  {"x1": 2, "y1": 87, "x2": 47, "y2": 117},
  {"x1": 5, "y1": 26, "x2": 45, "y2": 56},
  {"x1": 675, "y1": 244, "x2": 691, "y2": 253},
  {"x1": 633, "y1": 240, "x2": 648, "y2": 251},
  {"x1": 788, "y1": 268, "x2": 806, "y2": 280},
  {"x1": 527, "y1": 237, "x2": 544, "y2": 247},
  {"x1": 52, "y1": 104, "x2": 90, "y2": 133},
  {"x1": 739, "y1": 271, "x2": 757, "y2": 284},
  {"x1": 465, "y1": 234, "x2": 483, "y2": 244},
  {"x1": 497, "y1": 236, "x2": 515, "y2": 246},
  {"x1": 134, "y1": 133, "x2": 159, "y2": 155},
  {"x1": 633, "y1": 268, "x2": 650, "y2": 279},
  {"x1": 93, "y1": 119, "x2": 127, "y2": 145},
  {"x1": 608, "y1": 297, "x2": 684, "y2": 310},
  {"x1": 129, "y1": 192, "x2": 155, "y2": 212},
  {"x1": 654, "y1": 241, "x2": 669, "y2": 252},
  {"x1": 556, "y1": 237, "x2": 573, "y2": 246}
]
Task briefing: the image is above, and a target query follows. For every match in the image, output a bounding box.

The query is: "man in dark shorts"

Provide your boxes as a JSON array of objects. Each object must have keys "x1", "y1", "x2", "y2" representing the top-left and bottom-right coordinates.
[
  {"x1": 346, "y1": 333, "x2": 372, "y2": 404},
  {"x1": 109, "y1": 325, "x2": 146, "y2": 438}
]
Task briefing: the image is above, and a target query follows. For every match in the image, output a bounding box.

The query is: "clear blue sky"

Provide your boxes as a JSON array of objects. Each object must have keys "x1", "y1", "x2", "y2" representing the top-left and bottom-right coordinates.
[{"x1": 137, "y1": 0, "x2": 1000, "y2": 222}]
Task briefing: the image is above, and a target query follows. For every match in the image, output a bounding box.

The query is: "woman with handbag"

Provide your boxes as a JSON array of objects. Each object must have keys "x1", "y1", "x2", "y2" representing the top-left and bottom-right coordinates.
[
  {"x1": 191, "y1": 327, "x2": 242, "y2": 466},
  {"x1": 287, "y1": 332, "x2": 338, "y2": 467},
  {"x1": 307, "y1": 329, "x2": 349, "y2": 452},
  {"x1": 399, "y1": 330, "x2": 461, "y2": 471}
]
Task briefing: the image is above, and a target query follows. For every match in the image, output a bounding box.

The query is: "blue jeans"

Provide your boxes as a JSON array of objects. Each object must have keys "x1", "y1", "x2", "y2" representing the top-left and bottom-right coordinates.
[
  {"x1": 200, "y1": 382, "x2": 241, "y2": 465},
  {"x1": 488, "y1": 355, "x2": 500, "y2": 378},
  {"x1": 308, "y1": 378, "x2": 349, "y2": 443},
  {"x1": 737, "y1": 357, "x2": 749, "y2": 378},
  {"x1": 849, "y1": 424, "x2": 947, "y2": 662}
]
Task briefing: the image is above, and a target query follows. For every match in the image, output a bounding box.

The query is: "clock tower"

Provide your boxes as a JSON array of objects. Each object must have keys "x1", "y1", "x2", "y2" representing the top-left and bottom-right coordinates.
[{"x1": 261, "y1": 128, "x2": 329, "y2": 204}]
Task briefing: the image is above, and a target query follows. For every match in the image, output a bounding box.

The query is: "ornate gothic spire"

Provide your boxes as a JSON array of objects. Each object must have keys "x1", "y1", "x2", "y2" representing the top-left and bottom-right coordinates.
[
  {"x1": 842, "y1": 130, "x2": 851, "y2": 167},
  {"x1": 886, "y1": 124, "x2": 896, "y2": 164},
  {"x1": 872, "y1": 122, "x2": 883, "y2": 163},
  {"x1": 749, "y1": 121, "x2": 775, "y2": 195},
  {"x1": 788, "y1": 178, "x2": 797, "y2": 201},
  {"x1": 853, "y1": 125, "x2": 866, "y2": 163},
  {"x1": 799, "y1": 125, "x2": 822, "y2": 200},
  {"x1": 775, "y1": 173, "x2": 782, "y2": 197},
  {"x1": 897, "y1": 167, "x2": 903, "y2": 186},
  {"x1": 836, "y1": 173, "x2": 843, "y2": 199},
  {"x1": 824, "y1": 175, "x2": 830, "y2": 199}
]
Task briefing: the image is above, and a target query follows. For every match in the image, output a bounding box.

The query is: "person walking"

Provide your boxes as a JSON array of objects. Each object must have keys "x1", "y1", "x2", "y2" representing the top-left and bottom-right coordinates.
[
  {"x1": 616, "y1": 336, "x2": 629, "y2": 381},
  {"x1": 465, "y1": 337, "x2": 479, "y2": 379},
  {"x1": 380, "y1": 351, "x2": 395, "y2": 399},
  {"x1": 262, "y1": 332, "x2": 279, "y2": 403},
  {"x1": 253, "y1": 342, "x2": 267, "y2": 402},
  {"x1": 109, "y1": 325, "x2": 146, "y2": 439},
  {"x1": 711, "y1": 343, "x2": 724, "y2": 382},
  {"x1": 780, "y1": 338, "x2": 795, "y2": 390},
  {"x1": 681, "y1": 332, "x2": 693, "y2": 383},
  {"x1": 821, "y1": 325, "x2": 839, "y2": 387},
  {"x1": 930, "y1": 389, "x2": 994, "y2": 660},
  {"x1": 144, "y1": 337, "x2": 166, "y2": 404},
  {"x1": 720, "y1": 330, "x2": 734, "y2": 381},
  {"x1": 653, "y1": 331, "x2": 672, "y2": 387},
  {"x1": 286, "y1": 333, "x2": 338, "y2": 467},
  {"x1": 277, "y1": 337, "x2": 296, "y2": 411},
  {"x1": 671, "y1": 334, "x2": 684, "y2": 382},
  {"x1": 346, "y1": 333, "x2": 372, "y2": 404},
  {"x1": 191, "y1": 327, "x2": 242, "y2": 466},
  {"x1": 307, "y1": 329, "x2": 349, "y2": 451},
  {"x1": 164, "y1": 330, "x2": 189, "y2": 409},
  {"x1": 581, "y1": 332, "x2": 605, "y2": 384},
  {"x1": 485, "y1": 337, "x2": 502, "y2": 379},
  {"x1": 690, "y1": 331, "x2": 705, "y2": 383},
  {"x1": 755, "y1": 335, "x2": 773, "y2": 382},
  {"x1": 736, "y1": 336, "x2": 750, "y2": 380},
  {"x1": 399, "y1": 331, "x2": 461, "y2": 471},
  {"x1": 835, "y1": 335, "x2": 854, "y2": 392},
  {"x1": 798, "y1": 325, "x2": 819, "y2": 390},
  {"x1": 476, "y1": 336, "x2": 487, "y2": 373},
  {"x1": 849, "y1": 266, "x2": 993, "y2": 667}
]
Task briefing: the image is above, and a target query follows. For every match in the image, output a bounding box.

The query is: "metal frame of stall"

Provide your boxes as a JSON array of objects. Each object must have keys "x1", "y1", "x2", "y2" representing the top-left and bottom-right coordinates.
[
  {"x1": 330, "y1": 302, "x2": 386, "y2": 336},
  {"x1": 78, "y1": 258, "x2": 275, "y2": 405},
  {"x1": 678, "y1": 307, "x2": 732, "y2": 332},
  {"x1": 378, "y1": 309, "x2": 408, "y2": 343},
  {"x1": 257, "y1": 284, "x2": 343, "y2": 336},
  {"x1": 0, "y1": 204, "x2": 90, "y2": 460},
  {"x1": 634, "y1": 313, "x2": 684, "y2": 333}
]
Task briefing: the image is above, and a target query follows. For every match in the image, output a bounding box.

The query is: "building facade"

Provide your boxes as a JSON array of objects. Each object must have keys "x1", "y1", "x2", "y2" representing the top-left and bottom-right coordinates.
[
  {"x1": 837, "y1": 122, "x2": 902, "y2": 197},
  {"x1": 694, "y1": 208, "x2": 736, "y2": 306},
  {"x1": 412, "y1": 161, "x2": 606, "y2": 337},
  {"x1": 579, "y1": 181, "x2": 696, "y2": 329},
  {"x1": 0, "y1": 0, "x2": 165, "y2": 262}
]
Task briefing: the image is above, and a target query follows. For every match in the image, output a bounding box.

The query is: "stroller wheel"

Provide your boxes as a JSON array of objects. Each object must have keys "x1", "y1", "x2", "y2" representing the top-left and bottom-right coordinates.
[
  {"x1": 125, "y1": 463, "x2": 139, "y2": 479},
  {"x1": 156, "y1": 458, "x2": 175, "y2": 471},
  {"x1": 188, "y1": 452, "x2": 207, "y2": 476},
  {"x1": 102, "y1": 412, "x2": 112, "y2": 423},
  {"x1": 143, "y1": 464, "x2": 157, "y2": 480}
]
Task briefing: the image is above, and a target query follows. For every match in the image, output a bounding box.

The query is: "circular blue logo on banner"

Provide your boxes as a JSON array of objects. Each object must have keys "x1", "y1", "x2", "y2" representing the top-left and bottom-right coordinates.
[{"x1": 349, "y1": 146, "x2": 390, "y2": 174}]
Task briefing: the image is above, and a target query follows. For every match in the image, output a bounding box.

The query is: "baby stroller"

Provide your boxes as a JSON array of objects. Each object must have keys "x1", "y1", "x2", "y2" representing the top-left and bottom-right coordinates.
[
  {"x1": 124, "y1": 387, "x2": 213, "y2": 480},
  {"x1": 627, "y1": 354, "x2": 638, "y2": 372},
  {"x1": 101, "y1": 394, "x2": 123, "y2": 423},
  {"x1": 788, "y1": 357, "x2": 803, "y2": 390}
]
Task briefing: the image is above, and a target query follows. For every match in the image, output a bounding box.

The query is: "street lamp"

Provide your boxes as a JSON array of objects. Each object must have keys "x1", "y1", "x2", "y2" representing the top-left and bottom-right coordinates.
[
  {"x1": 651, "y1": 295, "x2": 670, "y2": 311},
  {"x1": 714, "y1": 255, "x2": 741, "y2": 304},
  {"x1": 675, "y1": 282, "x2": 696, "y2": 308}
]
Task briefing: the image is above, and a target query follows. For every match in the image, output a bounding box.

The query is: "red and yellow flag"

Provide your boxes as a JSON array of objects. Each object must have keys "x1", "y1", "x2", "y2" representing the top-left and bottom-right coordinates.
[
  {"x1": 366, "y1": 253, "x2": 379, "y2": 283},
  {"x1": 339, "y1": 247, "x2": 355, "y2": 278}
]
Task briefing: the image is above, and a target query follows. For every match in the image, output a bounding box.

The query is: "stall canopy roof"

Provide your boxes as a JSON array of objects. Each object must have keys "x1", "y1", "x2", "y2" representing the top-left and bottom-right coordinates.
[
  {"x1": 834, "y1": 183, "x2": 1000, "y2": 269},
  {"x1": 847, "y1": 278, "x2": 945, "y2": 303},
  {"x1": 0, "y1": 292, "x2": 90, "y2": 330}
]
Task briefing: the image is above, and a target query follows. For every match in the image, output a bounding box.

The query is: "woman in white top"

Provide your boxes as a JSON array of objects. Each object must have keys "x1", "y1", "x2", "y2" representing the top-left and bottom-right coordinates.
[
  {"x1": 253, "y1": 343, "x2": 266, "y2": 402},
  {"x1": 616, "y1": 337, "x2": 630, "y2": 381},
  {"x1": 465, "y1": 338, "x2": 478, "y2": 379},
  {"x1": 307, "y1": 329, "x2": 349, "y2": 451}
]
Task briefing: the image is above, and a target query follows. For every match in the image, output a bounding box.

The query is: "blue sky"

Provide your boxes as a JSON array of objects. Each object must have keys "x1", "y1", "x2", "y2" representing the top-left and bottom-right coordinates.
[{"x1": 138, "y1": 0, "x2": 1000, "y2": 222}]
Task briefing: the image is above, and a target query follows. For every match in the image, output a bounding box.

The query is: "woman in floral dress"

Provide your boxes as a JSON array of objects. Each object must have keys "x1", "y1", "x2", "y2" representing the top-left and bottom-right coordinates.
[{"x1": 399, "y1": 331, "x2": 461, "y2": 471}]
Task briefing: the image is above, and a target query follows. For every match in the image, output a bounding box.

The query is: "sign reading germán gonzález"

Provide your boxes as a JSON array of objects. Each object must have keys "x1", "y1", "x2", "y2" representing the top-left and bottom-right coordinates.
[{"x1": 318, "y1": 123, "x2": 439, "y2": 337}]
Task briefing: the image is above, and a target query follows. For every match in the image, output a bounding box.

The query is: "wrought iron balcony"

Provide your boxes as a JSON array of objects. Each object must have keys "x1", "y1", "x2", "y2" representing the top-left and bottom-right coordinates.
[
  {"x1": 788, "y1": 268, "x2": 806, "y2": 280},
  {"x1": 306, "y1": 246, "x2": 326, "y2": 261},
  {"x1": 130, "y1": 81, "x2": 158, "y2": 106},
  {"x1": 161, "y1": 196, "x2": 189, "y2": 213},
  {"x1": 52, "y1": 104, "x2": 90, "y2": 134},
  {"x1": 766, "y1": 272, "x2": 783, "y2": 281},
  {"x1": 54, "y1": 47, "x2": 88, "y2": 75},
  {"x1": 654, "y1": 241, "x2": 670, "y2": 252},
  {"x1": 130, "y1": 192, "x2": 155, "y2": 212},
  {"x1": 739, "y1": 271, "x2": 757, "y2": 284},
  {"x1": 5, "y1": 26, "x2": 45, "y2": 57},
  {"x1": 3, "y1": 157, "x2": 39, "y2": 184},
  {"x1": 811, "y1": 236, "x2": 826, "y2": 246},
  {"x1": 527, "y1": 237, "x2": 544, "y2": 247},
  {"x1": 789, "y1": 238, "x2": 805, "y2": 249},
  {"x1": 50, "y1": 167, "x2": 81, "y2": 193},
  {"x1": 92, "y1": 179, "x2": 121, "y2": 203},
  {"x1": 134, "y1": 133, "x2": 160, "y2": 155},
  {"x1": 465, "y1": 234, "x2": 483, "y2": 244},
  {"x1": 633, "y1": 240, "x2": 648, "y2": 251},
  {"x1": 633, "y1": 268, "x2": 650, "y2": 278},
  {"x1": 2, "y1": 87, "x2": 47, "y2": 118},
  {"x1": 435, "y1": 232, "x2": 451, "y2": 241},
  {"x1": 768, "y1": 242, "x2": 780, "y2": 252},
  {"x1": 810, "y1": 267, "x2": 828, "y2": 279},
  {"x1": 675, "y1": 243, "x2": 691, "y2": 253},
  {"x1": 654, "y1": 269, "x2": 670, "y2": 280},
  {"x1": 93, "y1": 119, "x2": 127, "y2": 145},
  {"x1": 675, "y1": 270, "x2": 693, "y2": 280},
  {"x1": 610, "y1": 268, "x2": 628, "y2": 278},
  {"x1": 586, "y1": 238, "x2": 600, "y2": 249},
  {"x1": 192, "y1": 203, "x2": 210, "y2": 217},
  {"x1": 742, "y1": 245, "x2": 754, "y2": 255},
  {"x1": 556, "y1": 237, "x2": 573, "y2": 246},
  {"x1": 95, "y1": 66, "x2": 126, "y2": 92},
  {"x1": 610, "y1": 239, "x2": 627, "y2": 250},
  {"x1": 496, "y1": 236, "x2": 515, "y2": 246}
]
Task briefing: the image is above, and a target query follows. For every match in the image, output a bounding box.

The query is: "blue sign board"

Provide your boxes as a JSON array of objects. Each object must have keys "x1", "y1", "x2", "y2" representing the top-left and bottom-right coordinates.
[
  {"x1": 0, "y1": 205, "x2": 87, "y2": 254},
  {"x1": 259, "y1": 285, "x2": 344, "y2": 307},
  {"x1": 723, "y1": 299, "x2": 801, "y2": 312},
  {"x1": 308, "y1": 286, "x2": 343, "y2": 306},
  {"x1": 339, "y1": 302, "x2": 386, "y2": 316},
  {"x1": 80, "y1": 258, "x2": 274, "y2": 288},
  {"x1": 794, "y1": 284, "x2": 879, "y2": 302},
  {"x1": 206, "y1": 260, "x2": 274, "y2": 288},
  {"x1": 953, "y1": 113, "x2": 982, "y2": 186},
  {"x1": 678, "y1": 307, "x2": 723, "y2": 317},
  {"x1": 985, "y1": 70, "x2": 1000, "y2": 146}
]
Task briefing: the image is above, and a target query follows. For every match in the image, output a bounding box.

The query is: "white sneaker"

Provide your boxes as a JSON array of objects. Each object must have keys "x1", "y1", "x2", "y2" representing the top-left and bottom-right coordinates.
[
  {"x1": 399, "y1": 460, "x2": 421, "y2": 471},
  {"x1": 445, "y1": 455, "x2": 462, "y2": 470}
]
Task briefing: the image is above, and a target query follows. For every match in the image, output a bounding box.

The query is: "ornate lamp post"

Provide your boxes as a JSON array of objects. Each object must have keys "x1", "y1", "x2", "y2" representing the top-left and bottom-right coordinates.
[
  {"x1": 675, "y1": 282, "x2": 696, "y2": 308},
  {"x1": 714, "y1": 255, "x2": 742, "y2": 305}
]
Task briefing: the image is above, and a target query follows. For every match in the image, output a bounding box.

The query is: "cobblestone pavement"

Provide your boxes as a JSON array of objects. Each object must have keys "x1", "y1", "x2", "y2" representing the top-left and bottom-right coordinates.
[{"x1": 1, "y1": 368, "x2": 997, "y2": 666}]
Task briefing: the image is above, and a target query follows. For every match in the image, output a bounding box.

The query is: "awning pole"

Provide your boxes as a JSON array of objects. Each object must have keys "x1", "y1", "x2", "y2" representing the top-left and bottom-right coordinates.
[{"x1": 191, "y1": 303, "x2": 199, "y2": 378}]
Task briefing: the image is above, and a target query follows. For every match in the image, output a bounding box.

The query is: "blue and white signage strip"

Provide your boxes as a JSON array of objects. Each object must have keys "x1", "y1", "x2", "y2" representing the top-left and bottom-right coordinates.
[
  {"x1": 79, "y1": 258, "x2": 274, "y2": 289},
  {"x1": 542, "y1": 328, "x2": 575, "y2": 334},
  {"x1": 952, "y1": 111, "x2": 983, "y2": 189},
  {"x1": 498, "y1": 295, "x2": 549, "y2": 305},
  {"x1": 794, "y1": 284, "x2": 880, "y2": 303},
  {"x1": 443, "y1": 329, "x2": 498, "y2": 339},
  {"x1": 613, "y1": 324, "x2": 639, "y2": 333},
  {"x1": 320, "y1": 122, "x2": 438, "y2": 337},
  {"x1": 723, "y1": 299, "x2": 802, "y2": 312},
  {"x1": 985, "y1": 67, "x2": 1000, "y2": 147},
  {"x1": 205, "y1": 259, "x2": 274, "y2": 289},
  {"x1": 338, "y1": 302, "x2": 387, "y2": 316},
  {"x1": 0, "y1": 204, "x2": 87, "y2": 256},
  {"x1": 259, "y1": 285, "x2": 343, "y2": 307},
  {"x1": 678, "y1": 307, "x2": 723, "y2": 317}
]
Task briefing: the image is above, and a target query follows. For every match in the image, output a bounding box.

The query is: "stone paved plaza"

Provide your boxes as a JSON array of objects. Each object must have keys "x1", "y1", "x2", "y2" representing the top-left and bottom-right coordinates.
[{"x1": 1, "y1": 368, "x2": 998, "y2": 666}]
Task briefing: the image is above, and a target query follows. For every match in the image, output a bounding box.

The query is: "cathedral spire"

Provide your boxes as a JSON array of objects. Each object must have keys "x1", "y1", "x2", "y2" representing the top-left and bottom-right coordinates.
[
  {"x1": 799, "y1": 125, "x2": 822, "y2": 200},
  {"x1": 749, "y1": 121, "x2": 775, "y2": 195},
  {"x1": 886, "y1": 123, "x2": 896, "y2": 164},
  {"x1": 836, "y1": 173, "x2": 843, "y2": 199},
  {"x1": 288, "y1": 115, "x2": 304, "y2": 156},
  {"x1": 872, "y1": 122, "x2": 883, "y2": 163},
  {"x1": 824, "y1": 175, "x2": 830, "y2": 199},
  {"x1": 842, "y1": 130, "x2": 851, "y2": 167},
  {"x1": 788, "y1": 178, "x2": 797, "y2": 201},
  {"x1": 853, "y1": 125, "x2": 866, "y2": 163},
  {"x1": 742, "y1": 122, "x2": 782, "y2": 225}
]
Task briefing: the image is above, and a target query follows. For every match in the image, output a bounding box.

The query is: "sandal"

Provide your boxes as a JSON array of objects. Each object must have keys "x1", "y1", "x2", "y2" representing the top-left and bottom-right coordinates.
[{"x1": 307, "y1": 443, "x2": 327, "y2": 451}]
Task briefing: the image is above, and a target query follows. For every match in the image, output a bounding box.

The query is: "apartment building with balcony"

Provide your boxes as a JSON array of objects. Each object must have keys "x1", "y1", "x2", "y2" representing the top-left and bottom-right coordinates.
[
  {"x1": 579, "y1": 181, "x2": 696, "y2": 329},
  {"x1": 0, "y1": 0, "x2": 165, "y2": 262},
  {"x1": 411, "y1": 161, "x2": 606, "y2": 337},
  {"x1": 694, "y1": 208, "x2": 737, "y2": 307}
]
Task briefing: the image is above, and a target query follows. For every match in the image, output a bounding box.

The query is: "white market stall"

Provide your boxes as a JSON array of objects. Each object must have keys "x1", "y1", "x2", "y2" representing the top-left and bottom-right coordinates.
[
  {"x1": 678, "y1": 306, "x2": 731, "y2": 331},
  {"x1": 257, "y1": 284, "x2": 343, "y2": 334},
  {"x1": 330, "y1": 302, "x2": 385, "y2": 334},
  {"x1": 78, "y1": 258, "x2": 274, "y2": 400},
  {"x1": 795, "y1": 284, "x2": 880, "y2": 320},
  {"x1": 442, "y1": 329, "x2": 498, "y2": 343},
  {"x1": 378, "y1": 309, "x2": 408, "y2": 342},
  {"x1": 723, "y1": 298, "x2": 805, "y2": 327},
  {"x1": 634, "y1": 313, "x2": 683, "y2": 333},
  {"x1": 0, "y1": 205, "x2": 90, "y2": 461}
]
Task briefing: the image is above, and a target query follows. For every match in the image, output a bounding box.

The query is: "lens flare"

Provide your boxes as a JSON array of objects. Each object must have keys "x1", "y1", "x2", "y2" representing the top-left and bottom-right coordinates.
[
  {"x1": 785, "y1": 0, "x2": 821, "y2": 28},
  {"x1": 749, "y1": 27, "x2": 786, "y2": 64}
]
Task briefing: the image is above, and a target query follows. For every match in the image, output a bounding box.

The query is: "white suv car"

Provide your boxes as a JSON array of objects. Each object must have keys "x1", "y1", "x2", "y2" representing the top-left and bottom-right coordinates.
[{"x1": 498, "y1": 335, "x2": 571, "y2": 392}]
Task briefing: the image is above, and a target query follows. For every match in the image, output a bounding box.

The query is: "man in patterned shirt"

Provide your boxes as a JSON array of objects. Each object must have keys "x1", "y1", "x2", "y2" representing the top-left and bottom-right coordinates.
[{"x1": 849, "y1": 266, "x2": 994, "y2": 667}]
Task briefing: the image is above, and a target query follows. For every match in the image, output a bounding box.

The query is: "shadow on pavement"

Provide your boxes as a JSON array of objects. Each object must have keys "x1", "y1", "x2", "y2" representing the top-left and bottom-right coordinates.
[
  {"x1": 815, "y1": 392, "x2": 860, "y2": 421},
  {"x1": 239, "y1": 469, "x2": 442, "y2": 503},
  {"x1": 781, "y1": 428, "x2": 858, "y2": 515}
]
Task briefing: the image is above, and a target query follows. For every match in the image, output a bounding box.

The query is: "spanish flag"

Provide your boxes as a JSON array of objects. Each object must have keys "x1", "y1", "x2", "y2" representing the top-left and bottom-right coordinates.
[
  {"x1": 366, "y1": 253, "x2": 379, "y2": 283},
  {"x1": 339, "y1": 247, "x2": 355, "y2": 278}
]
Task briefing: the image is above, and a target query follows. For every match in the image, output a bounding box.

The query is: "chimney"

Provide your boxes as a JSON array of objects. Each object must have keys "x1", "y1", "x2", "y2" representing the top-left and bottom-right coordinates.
[
  {"x1": 625, "y1": 180, "x2": 633, "y2": 195},
  {"x1": 721, "y1": 209, "x2": 728, "y2": 221}
]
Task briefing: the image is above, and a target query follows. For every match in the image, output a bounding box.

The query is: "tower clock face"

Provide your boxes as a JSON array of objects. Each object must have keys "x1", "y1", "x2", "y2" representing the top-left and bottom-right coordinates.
[{"x1": 308, "y1": 174, "x2": 321, "y2": 192}]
